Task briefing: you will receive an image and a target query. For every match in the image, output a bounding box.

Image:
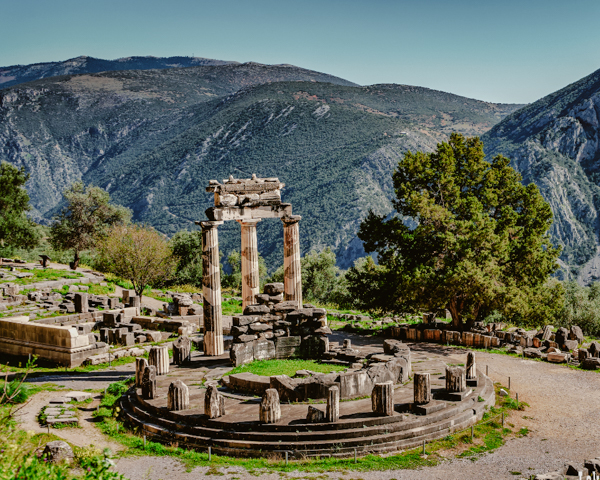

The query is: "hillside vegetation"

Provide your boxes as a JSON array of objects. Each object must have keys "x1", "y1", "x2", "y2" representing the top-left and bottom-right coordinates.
[{"x1": 0, "y1": 61, "x2": 522, "y2": 270}]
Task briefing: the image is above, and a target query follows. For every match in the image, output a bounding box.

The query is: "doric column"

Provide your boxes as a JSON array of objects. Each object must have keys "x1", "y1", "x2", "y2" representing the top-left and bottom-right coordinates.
[
  {"x1": 238, "y1": 219, "x2": 261, "y2": 310},
  {"x1": 282, "y1": 215, "x2": 302, "y2": 308},
  {"x1": 201, "y1": 221, "x2": 224, "y2": 356}
]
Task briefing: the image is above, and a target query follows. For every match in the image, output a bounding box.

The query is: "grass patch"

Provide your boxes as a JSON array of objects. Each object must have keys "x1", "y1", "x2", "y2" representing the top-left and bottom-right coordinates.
[
  {"x1": 10, "y1": 268, "x2": 82, "y2": 285},
  {"x1": 224, "y1": 359, "x2": 347, "y2": 378},
  {"x1": 222, "y1": 298, "x2": 243, "y2": 316}
]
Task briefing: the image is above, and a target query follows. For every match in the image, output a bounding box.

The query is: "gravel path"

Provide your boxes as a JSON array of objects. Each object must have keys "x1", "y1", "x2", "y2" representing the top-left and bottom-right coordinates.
[{"x1": 16, "y1": 338, "x2": 600, "y2": 479}]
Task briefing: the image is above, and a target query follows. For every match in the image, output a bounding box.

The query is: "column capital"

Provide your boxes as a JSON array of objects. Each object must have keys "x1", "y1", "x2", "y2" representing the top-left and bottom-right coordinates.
[
  {"x1": 282, "y1": 215, "x2": 301, "y2": 225},
  {"x1": 197, "y1": 220, "x2": 224, "y2": 229},
  {"x1": 237, "y1": 219, "x2": 261, "y2": 226}
]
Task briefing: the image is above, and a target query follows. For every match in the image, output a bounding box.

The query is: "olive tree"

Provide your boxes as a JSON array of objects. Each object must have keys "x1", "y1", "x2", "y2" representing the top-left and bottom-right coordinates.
[
  {"x1": 97, "y1": 224, "x2": 176, "y2": 298},
  {"x1": 50, "y1": 183, "x2": 131, "y2": 269}
]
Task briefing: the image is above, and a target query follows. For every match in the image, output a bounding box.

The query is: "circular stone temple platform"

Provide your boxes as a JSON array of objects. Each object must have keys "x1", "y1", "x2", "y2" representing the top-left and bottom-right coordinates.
[{"x1": 120, "y1": 341, "x2": 496, "y2": 458}]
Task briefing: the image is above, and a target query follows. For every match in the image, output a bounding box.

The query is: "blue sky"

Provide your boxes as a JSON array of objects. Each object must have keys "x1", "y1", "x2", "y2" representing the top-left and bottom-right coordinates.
[{"x1": 2, "y1": 0, "x2": 599, "y2": 104}]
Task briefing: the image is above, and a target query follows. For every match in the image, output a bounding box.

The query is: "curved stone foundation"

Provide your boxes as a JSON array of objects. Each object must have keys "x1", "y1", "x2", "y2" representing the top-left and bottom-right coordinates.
[{"x1": 120, "y1": 370, "x2": 495, "y2": 458}]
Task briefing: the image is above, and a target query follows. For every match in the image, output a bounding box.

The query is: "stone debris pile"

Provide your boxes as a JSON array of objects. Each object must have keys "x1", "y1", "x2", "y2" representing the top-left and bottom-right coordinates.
[{"x1": 230, "y1": 282, "x2": 330, "y2": 366}]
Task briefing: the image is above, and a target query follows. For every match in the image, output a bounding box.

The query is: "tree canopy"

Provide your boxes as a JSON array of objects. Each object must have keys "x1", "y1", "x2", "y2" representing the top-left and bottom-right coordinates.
[
  {"x1": 0, "y1": 161, "x2": 40, "y2": 251},
  {"x1": 50, "y1": 182, "x2": 131, "y2": 269},
  {"x1": 97, "y1": 223, "x2": 176, "y2": 297},
  {"x1": 348, "y1": 133, "x2": 563, "y2": 328}
]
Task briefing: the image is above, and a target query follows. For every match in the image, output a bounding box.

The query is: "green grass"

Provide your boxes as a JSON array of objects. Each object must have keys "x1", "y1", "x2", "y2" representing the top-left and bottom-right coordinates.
[
  {"x1": 222, "y1": 298, "x2": 243, "y2": 316},
  {"x1": 9, "y1": 268, "x2": 82, "y2": 286},
  {"x1": 224, "y1": 359, "x2": 347, "y2": 378}
]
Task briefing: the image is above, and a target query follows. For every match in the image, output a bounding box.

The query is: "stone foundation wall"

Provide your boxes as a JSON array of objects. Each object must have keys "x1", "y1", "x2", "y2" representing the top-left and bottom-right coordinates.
[
  {"x1": 0, "y1": 315, "x2": 108, "y2": 367},
  {"x1": 230, "y1": 283, "x2": 330, "y2": 366}
]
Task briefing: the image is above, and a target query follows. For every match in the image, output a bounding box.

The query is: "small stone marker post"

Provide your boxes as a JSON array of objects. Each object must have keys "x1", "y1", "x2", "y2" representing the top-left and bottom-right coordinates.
[
  {"x1": 73, "y1": 292, "x2": 88, "y2": 313},
  {"x1": 466, "y1": 352, "x2": 476, "y2": 380},
  {"x1": 135, "y1": 358, "x2": 149, "y2": 387},
  {"x1": 446, "y1": 366, "x2": 466, "y2": 393},
  {"x1": 414, "y1": 373, "x2": 431, "y2": 405},
  {"x1": 167, "y1": 380, "x2": 189, "y2": 411},
  {"x1": 141, "y1": 365, "x2": 157, "y2": 399},
  {"x1": 326, "y1": 385, "x2": 340, "y2": 422},
  {"x1": 149, "y1": 345, "x2": 169, "y2": 375},
  {"x1": 204, "y1": 384, "x2": 225, "y2": 419},
  {"x1": 260, "y1": 388, "x2": 281, "y2": 423},
  {"x1": 372, "y1": 381, "x2": 394, "y2": 416},
  {"x1": 173, "y1": 336, "x2": 191, "y2": 365}
]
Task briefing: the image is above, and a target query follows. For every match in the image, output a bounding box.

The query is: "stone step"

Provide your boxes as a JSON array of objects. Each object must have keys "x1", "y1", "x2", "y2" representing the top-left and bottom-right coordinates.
[{"x1": 120, "y1": 375, "x2": 494, "y2": 456}]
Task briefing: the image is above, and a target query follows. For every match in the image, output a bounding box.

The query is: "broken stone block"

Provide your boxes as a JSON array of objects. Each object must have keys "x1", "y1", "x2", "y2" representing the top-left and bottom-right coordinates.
[
  {"x1": 569, "y1": 325, "x2": 584, "y2": 344},
  {"x1": 204, "y1": 384, "x2": 225, "y2": 419},
  {"x1": 260, "y1": 388, "x2": 281, "y2": 424},
  {"x1": 173, "y1": 336, "x2": 191, "y2": 365},
  {"x1": 230, "y1": 342, "x2": 254, "y2": 366},
  {"x1": 414, "y1": 373, "x2": 431, "y2": 405},
  {"x1": 243, "y1": 304, "x2": 270, "y2": 315},
  {"x1": 306, "y1": 405, "x2": 325, "y2": 423},
  {"x1": 167, "y1": 380, "x2": 189, "y2": 411},
  {"x1": 264, "y1": 283, "x2": 284, "y2": 295},
  {"x1": 119, "y1": 332, "x2": 135, "y2": 346},
  {"x1": 233, "y1": 315, "x2": 261, "y2": 326},
  {"x1": 547, "y1": 352, "x2": 568, "y2": 363},
  {"x1": 42, "y1": 441, "x2": 73, "y2": 464},
  {"x1": 142, "y1": 365, "x2": 157, "y2": 399},
  {"x1": 73, "y1": 293, "x2": 88, "y2": 313},
  {"x1": 148, "y1": 345, "x2": 169, "y2": 375},
  {"x1": 371, "y1": 381, "x2": 394, "y2": 416},
  {"x1": 563, "y1": 339, "x2": 578, "y2": 351},
  {"x1": 136, "y1": 357, "x2": 149, "y2": 387},
  {"x1": 581, "y1": 358, "x2": 600, "y2": 370},
  {"x1": 326, "y1": 385, "x2": 339, "y2": 422}
]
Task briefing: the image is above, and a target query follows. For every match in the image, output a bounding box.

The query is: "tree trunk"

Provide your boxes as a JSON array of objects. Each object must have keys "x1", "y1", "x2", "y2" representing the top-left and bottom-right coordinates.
[{"x1": 70, "y1": 251, "x2": 80, "y2": 270}]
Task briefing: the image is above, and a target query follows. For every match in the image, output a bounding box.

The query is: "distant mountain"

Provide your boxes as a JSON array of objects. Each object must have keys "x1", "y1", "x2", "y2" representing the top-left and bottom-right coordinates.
[
  {"x1": 0, "y1": 61, "x2": 522, "y2": 270},
  {"x1": 0, "y1": 55, "x2": 239, "y2": 89},
  {"x1": 483, "y1": 67, "x2": 600, "y2": 283}
]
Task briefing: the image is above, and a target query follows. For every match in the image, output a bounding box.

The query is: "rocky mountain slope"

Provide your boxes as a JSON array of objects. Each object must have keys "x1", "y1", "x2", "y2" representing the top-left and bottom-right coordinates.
[
  {"x1": 0, "y1": 61, "x2": 522, "y2": 270},
  {"x1": 483, "y1": 67, "x2": 600, "y2": 283},
  {"x1": 0, "y1": 55, "x2": 238, "y2": 89}
]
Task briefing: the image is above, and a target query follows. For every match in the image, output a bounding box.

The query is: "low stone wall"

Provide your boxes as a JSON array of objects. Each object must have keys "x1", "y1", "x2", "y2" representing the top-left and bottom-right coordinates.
[
  {"x1": 390, "y1": 326, "x2": 502, "y2": 348},
  {"x1": 230, "y1": 283, "x2": 330, "y2": 366},
  {"x1": 0, "y1": 315, "x2": 107, "y2": 367},
  {"x1": 224, "y1": 341, "x2": 411, "y2": 402}
]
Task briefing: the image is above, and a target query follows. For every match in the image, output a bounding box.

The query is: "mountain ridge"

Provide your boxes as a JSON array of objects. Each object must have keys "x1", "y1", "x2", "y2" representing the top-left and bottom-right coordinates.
[{"x1": 0, "y1": 60, "x2": 523, "y2": 270}]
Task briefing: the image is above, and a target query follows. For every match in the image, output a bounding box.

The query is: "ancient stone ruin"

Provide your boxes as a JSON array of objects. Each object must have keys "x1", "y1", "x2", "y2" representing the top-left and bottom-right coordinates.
[{"x1": 198, "y1": 175, "x2": 302, "y2": 357}]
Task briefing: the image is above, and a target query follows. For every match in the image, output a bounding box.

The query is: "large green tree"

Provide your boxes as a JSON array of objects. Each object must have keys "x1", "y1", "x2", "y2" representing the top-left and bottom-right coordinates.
[
  {"x1": 0, "y1": 162, "x2": 40, "y2": 251},
  {"x1": 50, "y1": 183, "x2": 131, "y2": 269},
  {"x1": 349, "y1": 133, "x2": 562, "y2": 328}
]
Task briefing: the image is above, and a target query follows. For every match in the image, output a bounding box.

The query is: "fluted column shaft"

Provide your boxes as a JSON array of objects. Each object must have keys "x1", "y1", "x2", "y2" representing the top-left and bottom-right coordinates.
[
  {"x1": 282, "y1": 215, "x2": 302, "y2": 308},
  {"x1": 238, "y1": 219, "x2": 261, "y2": 310},
  {"x1": 201, "y1": 221, "x2": 224, "y2": 356}
]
